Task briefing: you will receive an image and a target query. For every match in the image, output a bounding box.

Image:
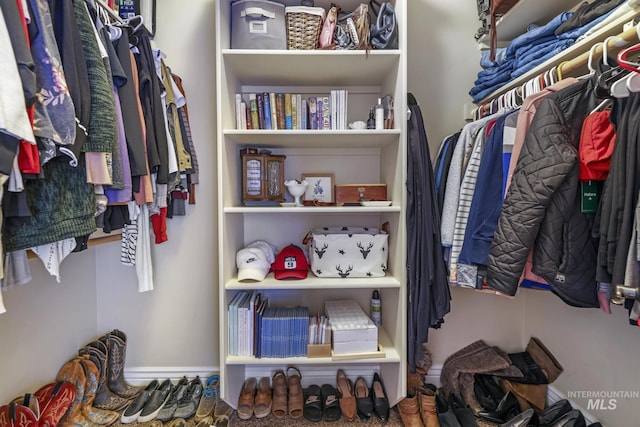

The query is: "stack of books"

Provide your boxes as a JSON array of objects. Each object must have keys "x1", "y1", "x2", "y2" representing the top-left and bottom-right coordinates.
[
  {"x1": 235, "y1": 90, "x2": 348, "y2": 130},
  {"x1": 228, "y1": 290, "x2": 309, "y2": 358}
]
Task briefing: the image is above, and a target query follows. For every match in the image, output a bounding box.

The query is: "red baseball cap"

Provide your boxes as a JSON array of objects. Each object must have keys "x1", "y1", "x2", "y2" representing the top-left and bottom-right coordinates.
[{"x1": 273, "y1": 245, "x2": 309, "y2": 280}]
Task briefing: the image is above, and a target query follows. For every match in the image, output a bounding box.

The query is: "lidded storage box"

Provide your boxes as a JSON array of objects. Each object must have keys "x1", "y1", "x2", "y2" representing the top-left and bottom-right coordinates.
[
  {"x1": 231, "y1": 0, "x2": 286, "y2": 49},
  {"x1": 325, "y1": 300, "x2": 378, "y2": 355}
]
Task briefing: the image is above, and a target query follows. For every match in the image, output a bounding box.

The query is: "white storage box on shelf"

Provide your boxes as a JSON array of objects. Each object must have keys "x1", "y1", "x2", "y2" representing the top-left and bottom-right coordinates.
[
  {"x1": 325, "y1": 300, "x2": 378, "y2": 355},
  {"x1": 231, "y1": 0, "x2": 286, "y2": 49}
]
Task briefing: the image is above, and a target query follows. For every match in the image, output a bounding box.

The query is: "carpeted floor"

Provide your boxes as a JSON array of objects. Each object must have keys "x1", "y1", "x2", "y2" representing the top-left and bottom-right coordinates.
[{"x1": 110, "y1": 407, "x2": 404, "y2": 426}]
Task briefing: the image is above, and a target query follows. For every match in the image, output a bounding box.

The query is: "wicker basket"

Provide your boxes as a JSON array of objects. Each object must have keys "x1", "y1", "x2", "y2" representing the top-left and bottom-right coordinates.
[{"x1": 285, "y1": 6, "x2": 326, "y2": 50}]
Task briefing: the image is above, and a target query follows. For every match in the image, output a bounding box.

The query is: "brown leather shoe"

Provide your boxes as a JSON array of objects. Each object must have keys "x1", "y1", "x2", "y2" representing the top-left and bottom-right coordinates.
[
  {"x1": 336, "y1": 369, "x2": 357, "y2": 421},
  {"x1": 418, "y1": 387, "x2": 440, "y2": 427},
  {"x1": 526, "y1": 337, "x2": 563, "y2": 383},
  {"x1": 253, "y1": 377, "x2": 272, "y2": 418},
  {"x1": 287, "y1": 367, "x2": 303, "y2": 419},
  {"x1": 237, "y1": 377, "x2": 256, "y2": 420},
  {"x1": 271, "y1": 370, "x2": 287, "y2": 418},
  {"x1": 397, "y1": 394, "x2": 424, "y2": 427}
]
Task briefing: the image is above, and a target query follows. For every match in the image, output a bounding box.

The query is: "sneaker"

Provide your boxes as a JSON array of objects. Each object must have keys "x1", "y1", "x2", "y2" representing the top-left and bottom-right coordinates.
[
  {"x1": 138, "y1": 379, "x2": 174, "y2": 423},
  {"x1": 195, "y1": 375, "x2": 219, "y2": 420},
  {"x1": 174, "y1": 376, "x2": 204, "y2": 419},
  {"x1": 121, "y1": 379, "x2": 159, "y2": 423},
  {"x1": 152, "y1": 377, "x2": 190, "y2": 423}
]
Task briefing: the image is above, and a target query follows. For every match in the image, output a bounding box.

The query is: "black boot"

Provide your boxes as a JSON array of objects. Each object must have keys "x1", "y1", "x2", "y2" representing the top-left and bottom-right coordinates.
[
  {"x1": 436, "y1": 390, "x2": 462, "y2": 427},
  {"x1": 477, "y1": 391, "x2": 520, "y2": 423},
  {"x1": 474, "y1": 374, "x2": 504, "y2": 412},
  {"x1": 500, "y1": 408, "x2": 536, "y2": 427},
  {"x1": 447, "y1": 393, "x2": 478, "y2": 427}
]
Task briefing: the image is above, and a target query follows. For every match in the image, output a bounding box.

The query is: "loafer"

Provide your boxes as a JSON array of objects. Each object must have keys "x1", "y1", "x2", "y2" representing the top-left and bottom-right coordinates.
[
  {"x1": 174, "y1": 376, "x2": 204, "y2": 419},
  {"x1": 121, "y1": 379, "x2": 159, "y2": 423},
  {"x1": 156, "y1": 377, "x2": 190, "y2": 423},
  {"x1": 138, "y1": 379, "x2": 174, "y2": 422},
  {"x1": 354, "y1": 377, "x2": 373, "y2": 420},
  {"x1": 370, "y1": 373, "x2": 390, "y2": 422},
  {"x1": 336, "y1": 369, "x2": 357, "y2": 421}
]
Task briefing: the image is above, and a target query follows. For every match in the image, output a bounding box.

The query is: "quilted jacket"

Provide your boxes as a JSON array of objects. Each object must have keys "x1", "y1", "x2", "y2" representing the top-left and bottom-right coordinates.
[{"x1": 487, "y1": 78, "x2": 600, "y2": 307}]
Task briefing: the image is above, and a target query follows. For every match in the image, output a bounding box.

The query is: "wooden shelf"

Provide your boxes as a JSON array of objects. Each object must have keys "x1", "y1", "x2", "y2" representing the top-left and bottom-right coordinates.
[
  {"x1": 223, "y1": 129, "x2": 401, "y2": 148},
  {"x1": 477, "y1": 6, "x2": 640, "y2": 104},
  {"x1": 225, "y1": 274, "x2": 401, "y2": 290},
  {"x1": 477, "y1": 0, "x2": 584, "y2": 46},
  {"x1": 224, "y1": 205, "x2": 401, "y2": 214}
]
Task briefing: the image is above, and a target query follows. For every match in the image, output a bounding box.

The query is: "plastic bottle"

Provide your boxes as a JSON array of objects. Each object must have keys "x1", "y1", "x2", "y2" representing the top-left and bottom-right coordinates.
[
  {"x1": 371, "y1": 290, "x2": 382, "y2": 326},
  {"x1": 375, "y1": 98, "x2": 384, "y2": 130},
  {"x1": 367, "y1": 108, "x2": 376, "y2": 129}
]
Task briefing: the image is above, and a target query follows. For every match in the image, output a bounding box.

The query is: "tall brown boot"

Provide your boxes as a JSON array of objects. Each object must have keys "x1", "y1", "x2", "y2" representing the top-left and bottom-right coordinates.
[
  {"x1": 105, "y1": 330, "x2": 141, "y2": 399},
  {"x1": 526, "y1": 337, "x2": 563, "y2": 383},
  {"x1": 77, "y1": 353, "x2": 120, "y2": 426},
  {"x1": 418, "y1": 387, "x2": 440, "y2": 427},
  {"x1": 56, "y1": 357, "x2": 100, "y2": 427},
  {"x1": 397, "y1": 394, "x2": 424, "y2": 427},
  {"x1": 85, "y1": 341, "x2": 130, "y2": 412}
]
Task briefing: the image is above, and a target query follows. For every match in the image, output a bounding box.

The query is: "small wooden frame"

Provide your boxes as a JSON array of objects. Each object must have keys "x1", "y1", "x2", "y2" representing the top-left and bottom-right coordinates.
[{"x1": 301, "y1": 173, "x2": 335, "y2": 205}]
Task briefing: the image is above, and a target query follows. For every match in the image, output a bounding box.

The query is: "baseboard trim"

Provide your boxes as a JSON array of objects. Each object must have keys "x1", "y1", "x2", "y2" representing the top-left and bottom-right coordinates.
[
  {"x1": 422, "y1": 365, "x2": 599, "y2": 425},
  {"x1": 124, "y1": 366, "x2": 219, "y2": 385}
]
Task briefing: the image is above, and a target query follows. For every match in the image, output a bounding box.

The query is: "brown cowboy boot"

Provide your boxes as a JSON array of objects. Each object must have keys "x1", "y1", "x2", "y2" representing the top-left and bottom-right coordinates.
[
  {"x1": 397, "y1": 394, "x2": 424, "y2": 427},
  {"x1": 104, "y1": 330, "x2": 141, "y2": 399},
  {"x1": 77, "y1": 353, "x2": 120, "y2": 425},
  {"x1": 56, "y1": 357, "x2": 99, "y2": 426},
  {"x1": 418, "y1": 387, "x2": 440, "y2": 427},
  {"x1": 85, "y1": 341, "x2": 130, "y2": 411}
]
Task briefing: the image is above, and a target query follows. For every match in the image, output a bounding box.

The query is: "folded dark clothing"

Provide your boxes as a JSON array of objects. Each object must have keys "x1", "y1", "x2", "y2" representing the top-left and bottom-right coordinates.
[
  {"x1": 555, "y1": 0, "x2": 625, "y2": 36},
  {"x1": 513, "y1": 35, "x2": 556, "y2": 59},
  {"x1": 513, "y1": 39, "x2": 575, "y2": 70},
  {"x1": 557, "y1": 7, "x2": 619, "y2": 40},
  {"x1": 505, "y1": 11, "x2": 572, "y2": 58},
  {"x1": 510, "y1": 40, "x2": 574, "y2": 79}
]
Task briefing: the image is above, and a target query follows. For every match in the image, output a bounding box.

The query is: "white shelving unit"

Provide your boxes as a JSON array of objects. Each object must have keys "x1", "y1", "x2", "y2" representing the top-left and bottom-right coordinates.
[{"x1": 216, "y1": 0, "x2": 407, "y2": 408}]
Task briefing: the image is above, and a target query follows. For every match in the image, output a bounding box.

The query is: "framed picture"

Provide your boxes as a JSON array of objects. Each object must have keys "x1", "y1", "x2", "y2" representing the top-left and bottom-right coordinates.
[{"x1": 302, "y1": 173, "x2": 335, "y2": 205}]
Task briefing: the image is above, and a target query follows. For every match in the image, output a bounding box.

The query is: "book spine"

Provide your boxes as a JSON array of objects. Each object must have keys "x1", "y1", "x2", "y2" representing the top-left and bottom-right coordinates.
[
  {"x1": 276, "y1": 93, "x2": 285, "y2": 130},
  {"x1": 269, "y1": 92, "x2": 278, "y2": 130},
  {"x1": 322, "y1": 96, "x2": 330, "y2": 130},
  {"x1": 235, "y1": 94, "x2": 242, "y2": 130},
  {"x1": 256, "y1": 93, "x2": 265, "y2": 130},
  {"x1": 291, "y1": 94, "x2": 297, "y2": 130},
  {"x1": 316, "y1": 99, "x2": 323, "y2": 130},
  {"x1": 240, "y1": 102, "x2": 247, "y2": 130},
  {"x1": 263, "y1": 92, "x2": 272, "y2": 130},
  {"x1": 296, "y1": 94, "x2": 302, "y2": 130},
  {"x1": 301, "y1": 99, "x2": 307, "y2": 130},
  {"x1": 245, "y1": 104, "x2": 253, "y2": 130},
  {"x1": 284, "y1": 93, "x2": 292, "y2": 130},
  {"x1": 249, "y1": 94, "x2": 259, "y2": 130},
  {"x1": 330, "y1": 90, "x2": 336, "y2": 130},
  {"x1": 308, "y1": 97, "x2": 317, "y2": 130}
]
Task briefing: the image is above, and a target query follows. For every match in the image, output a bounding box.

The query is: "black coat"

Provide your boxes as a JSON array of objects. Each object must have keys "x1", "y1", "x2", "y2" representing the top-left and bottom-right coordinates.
[
  {"x1": 488, "y1": 78, "x2": 600, "y2": 307},
  {"x1": 406, "y1": 93, "x2": 450, "y2": 372}
]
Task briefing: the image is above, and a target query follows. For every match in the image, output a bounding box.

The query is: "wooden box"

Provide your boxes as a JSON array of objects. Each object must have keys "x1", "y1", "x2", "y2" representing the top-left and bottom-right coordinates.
[
  {"x1": 307, "y1": 344, "x2": 331, "y2": 358},
  {"x1": 335, "y1": 184, "x2": 387, "y2": 206}
]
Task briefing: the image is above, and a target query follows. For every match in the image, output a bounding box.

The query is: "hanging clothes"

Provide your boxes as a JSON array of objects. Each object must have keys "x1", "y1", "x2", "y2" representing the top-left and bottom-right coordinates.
[{"x1": 406, "y1": 93, "x2": 450, "y2": 373}]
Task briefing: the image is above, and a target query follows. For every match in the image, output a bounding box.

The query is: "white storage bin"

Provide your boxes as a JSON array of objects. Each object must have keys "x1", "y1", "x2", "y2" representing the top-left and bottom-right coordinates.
[{"x1": 231, "y1": 0, "x2": 286, "y2": 49}]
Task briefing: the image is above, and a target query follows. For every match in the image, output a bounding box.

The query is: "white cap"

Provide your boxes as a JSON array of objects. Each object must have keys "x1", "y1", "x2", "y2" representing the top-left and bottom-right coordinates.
[{"x1": 236, "y1": 240, "x2": 276, "y2": 282}]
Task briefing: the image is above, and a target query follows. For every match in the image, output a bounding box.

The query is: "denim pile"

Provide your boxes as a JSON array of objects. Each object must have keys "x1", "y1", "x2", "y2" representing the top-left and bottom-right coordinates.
[{"x1": 470, "y1": 1, "x2": 625, "y2": 103}]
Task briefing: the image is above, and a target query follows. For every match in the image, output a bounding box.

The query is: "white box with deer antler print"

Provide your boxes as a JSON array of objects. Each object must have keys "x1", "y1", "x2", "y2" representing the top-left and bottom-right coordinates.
[{"x1": 307, "y1": 226, "x2": 389, "y2": 278}]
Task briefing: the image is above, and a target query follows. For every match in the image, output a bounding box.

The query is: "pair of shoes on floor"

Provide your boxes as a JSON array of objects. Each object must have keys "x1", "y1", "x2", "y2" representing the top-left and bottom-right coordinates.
[
  {"x1": 271, "y1": 367, "x2": 304, "y2": 419},
  {"x1": 303, "y1": 383, "x2": 341, "y2": 422},
  {"x1": 237, "y1": 376, "x2": 272, "y2": 419},
  {"x1": 335, "y1": 369, "x2": 357, "y2": 421},
  {"x1": 353, "y1": 373, "x2": 389, "y2": 422}
]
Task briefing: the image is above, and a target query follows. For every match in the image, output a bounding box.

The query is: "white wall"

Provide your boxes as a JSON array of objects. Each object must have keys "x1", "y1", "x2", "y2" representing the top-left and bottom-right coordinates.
[{"x1": 1, "y1": 1, "x2": 639, "y2": 425}]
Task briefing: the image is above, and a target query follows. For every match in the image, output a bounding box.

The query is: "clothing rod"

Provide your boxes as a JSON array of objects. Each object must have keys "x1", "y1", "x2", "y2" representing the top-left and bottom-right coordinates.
[
  {"x1": 558, "y1": 24, "x2": 640, "y2": 76},
  {"x1": 94, "y1": 0, "x2": 124, "y2": 24}
]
